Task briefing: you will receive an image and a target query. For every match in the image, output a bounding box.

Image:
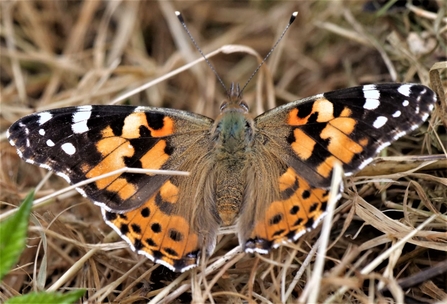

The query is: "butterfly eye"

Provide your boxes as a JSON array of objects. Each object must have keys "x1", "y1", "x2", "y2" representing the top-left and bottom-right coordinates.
[
  {"x1": 240, "y1": 101, "x2": 249, "y2": 112},
  {"x1": 220, "y1": 101, "x2": 228, "y2": 112}
]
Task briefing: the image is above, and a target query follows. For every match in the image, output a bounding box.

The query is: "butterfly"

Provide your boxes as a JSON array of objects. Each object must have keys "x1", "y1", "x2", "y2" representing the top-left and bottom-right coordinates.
[{"x1": 7, "y1": 82, "x2": 436, "y2": 272}]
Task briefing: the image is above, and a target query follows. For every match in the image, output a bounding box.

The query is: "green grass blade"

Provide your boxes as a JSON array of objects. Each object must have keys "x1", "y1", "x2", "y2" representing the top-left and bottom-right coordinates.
[
  {"x1": 5, "y1": 290, "x2": 85, "y2": 304},
  {"x1": 0, "y1": 190, "x2": 34, "y2": 281}
]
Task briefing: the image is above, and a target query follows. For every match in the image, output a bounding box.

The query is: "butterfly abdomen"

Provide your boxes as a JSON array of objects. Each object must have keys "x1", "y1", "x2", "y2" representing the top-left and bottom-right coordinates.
[{"x1": 214, "y1": 158, "x2": 247, "y2": 225}]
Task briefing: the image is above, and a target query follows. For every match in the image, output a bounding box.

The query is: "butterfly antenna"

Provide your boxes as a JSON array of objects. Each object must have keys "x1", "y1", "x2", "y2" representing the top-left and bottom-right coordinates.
[
  {"x1": 240, "y1": 11, "x2": 298, "y2": 95},
  {"x1": 175, "y1": 11, "x2": 227, "y2": 93}
]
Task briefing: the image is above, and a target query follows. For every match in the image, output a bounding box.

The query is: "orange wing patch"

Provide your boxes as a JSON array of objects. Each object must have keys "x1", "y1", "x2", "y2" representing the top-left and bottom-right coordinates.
[
  {"x1": 287, "y1": 97, "x2": 336, "y2": 126},
  {"x1": 290, "y1": 129, "x2": 316, "y2": 160},
  {"x1": 121, "y1": 112, "x2": 175, "y2": 138},
  {"x1": 245, "y1": 167, "x2": 330, "y2": 252},
  {"x1": 140, "y1": 140, "x2": 170, "y2": 170},
  {"x1": 86, "y1": 137, "x2": 135, "y2": 192},
  {"x1": 322, "y1": 118, "x2": 363, "y2": 163},
  {"x1": 82, "y1": 114, "x2": 175, "y2": 202},
  {"x1": 103, "y1": 180, "x2": 200, "y2": 272}
]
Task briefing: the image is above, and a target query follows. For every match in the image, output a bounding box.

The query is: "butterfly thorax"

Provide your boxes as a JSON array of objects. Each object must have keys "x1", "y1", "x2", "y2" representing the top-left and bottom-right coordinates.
[{"x1": 211, "y1": 83, "x2": 255, "y2": 225}]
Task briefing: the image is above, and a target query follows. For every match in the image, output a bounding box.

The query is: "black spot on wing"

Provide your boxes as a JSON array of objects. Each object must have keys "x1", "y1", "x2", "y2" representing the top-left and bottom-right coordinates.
[
  {"x1": 131, "y1": 223, "x2": 141, "y2": 234},
  {"x1": 105, "y1": 211, "x2": 117, "y2": 221},
  {"x1": 305, "y1": 217, "x2": 314, "y2": 229},
  {"x1": 146, "y1": 238, "x2": 157, "y2": 247},
  {"x1": 309, "y1": 203, "x2": 319, "y2": 213},
  {"x1": 134, "y1": 239, "x2": 143, "y2": 250},
  {"x1": 294, "y1": 218, "x2": 303, "y2": 226},
  {"x1": 163, "y1": 247, "x2": 179, "y2": 257},
  {"x1": 109, "y1": 117, "x2": 125, "y2": 136},
  {"x1": 272, "y1": 229, "x2": 286, "y2": 237},
  {"x1": 290, "y1": 205, "x2": 299, "y2": 215},
  {"x1": 269, "y1": 214, "x2": 283, "y2": 226},
  {"x1": 286, "y1": 130, "x2": 296, "y2": 144},
  {"x1": 169, "y1": 229, "x2": 183, "y2": 242},
  {"x1": 141, "y1": 207, "x2": 150, "y2": 218},
  {"x1": 152, "y1": 250, "x2": 163, "y2": 260},
  {"x1": 139, "y1": 125, "x2": 151, "y2": 138},
  {"x1": 302, "y1": 190, "x2": 310, "y2": 199},
  {"x1": 151, "y1": 223, "x2": 161, "y2": 233},
  {"x1": 295, "y1": 103, "x2": 313, "y2": 118},
  {"x1": 145, "y1": 112, "x2": 165, "y2": 130},
  {"x1": 307, "y1": 112, "x2": 319, "y2": 123},
  {"x1": 120, "y1": 224, "x2": 129, "y2": 235},
  {"x1": 164, "y1": 142, "x2": 175, "y2": 155}
]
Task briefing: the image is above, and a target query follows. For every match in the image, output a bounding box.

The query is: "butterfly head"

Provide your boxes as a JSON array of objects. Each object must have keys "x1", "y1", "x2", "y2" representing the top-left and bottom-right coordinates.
[
  {"x1": 212, "y1": 83, "x2": 255, "y2": 151},
  {"x1": 219, "y1": 83, "x2": 249, "y2": 114}
]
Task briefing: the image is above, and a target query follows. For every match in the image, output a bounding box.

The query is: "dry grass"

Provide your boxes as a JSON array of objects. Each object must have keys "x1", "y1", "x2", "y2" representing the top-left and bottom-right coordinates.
[{"x1": 1, "y1": 1, "x2": 446, "y2": 303}]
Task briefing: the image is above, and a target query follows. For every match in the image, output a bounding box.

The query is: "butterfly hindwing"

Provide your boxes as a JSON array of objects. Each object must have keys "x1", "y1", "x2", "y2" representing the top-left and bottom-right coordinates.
[
  {"x1": 244, "y1": 167, "x2": 332, "y2": 252},
  {"x1": 103, "y1": 178, "x2": 202, "y2": 272}
]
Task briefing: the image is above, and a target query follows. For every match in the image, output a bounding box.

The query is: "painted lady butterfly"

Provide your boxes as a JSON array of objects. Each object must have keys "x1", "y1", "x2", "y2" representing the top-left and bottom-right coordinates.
[{"x1": 7, "y1": 81, "x2": 436, "y2": 272}]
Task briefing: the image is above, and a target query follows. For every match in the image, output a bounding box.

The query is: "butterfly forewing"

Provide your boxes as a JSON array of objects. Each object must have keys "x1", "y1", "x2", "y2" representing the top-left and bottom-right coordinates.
[
  {"x1": 7, "y1": 105, "x2": 213, "y2": 212},
  {"x1": 255, "y1": 83, "x2": 436, "y2": 189}
]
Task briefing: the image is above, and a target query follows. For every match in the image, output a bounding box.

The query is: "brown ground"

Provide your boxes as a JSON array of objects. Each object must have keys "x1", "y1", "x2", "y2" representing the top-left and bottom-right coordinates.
[{"x1": 1, "y1": 1, "x2": 446, "y2": 303}]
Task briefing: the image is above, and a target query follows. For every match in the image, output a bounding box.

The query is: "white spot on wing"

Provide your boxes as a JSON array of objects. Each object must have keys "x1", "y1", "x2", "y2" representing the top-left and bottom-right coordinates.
[
  {"x1": 56, "y1": 171, "x2": 71, "y2": 183},
  {"x1": 410, "y1": 124, "x2": 419, "y2": 131},
  {"x1": 356, "y1": 157, "x2": 374, "y2": 171},
  {"x1": 61, "y1": 142, "x2": 76, "y2": 155},
  {"x1": 363, "y1": 85, "x2": 380, "y2": 110},
  {"x1": 246, "y1": 247, "x2": 268, "y2": 254},
  {"x1": 392, "y1": 110, "x2": 401, "y2": 118},
  {"x1": 40, "y1": 163, "x2": 51, "y2": 171},
  {"x1": 375, "y1": 141, "x2": 391, "y2": 154},
  {"x1": 76, "y1": 187, "x2": 87, "y2": 197},
  {"x1": 38, "y1": 112, "x2": 53, "y2": 125},
  {"x1": 72, "y1": 106, "x2": 92, "y2": 134},
  {"x1": 363, "y1": 84, "x2": 376, "y2": 92},
  {"x1": 402, "y1": 100, "x2": 409, "y2": 107},
  {"x1": 292, "y1": 229, "x2": 307, "y2": 241},
  {"x1": 393, "y1": 130, "x2": 406, "y2": 140},
  {"x1": 46, "y1": 139, "x2": 55, "y2": 147},
  {"x1": 373, "y1": 116, "x2": 388, "y2": 129},
  {"x1": 398, "y1": 84, "x2": 412, "y2": 97},
  {"x1": 364, "y1": 99, "x2": 380, "y2": 110},
  {"x1": 39, "y1": 129, "x2": 45, "y2": 136}
]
